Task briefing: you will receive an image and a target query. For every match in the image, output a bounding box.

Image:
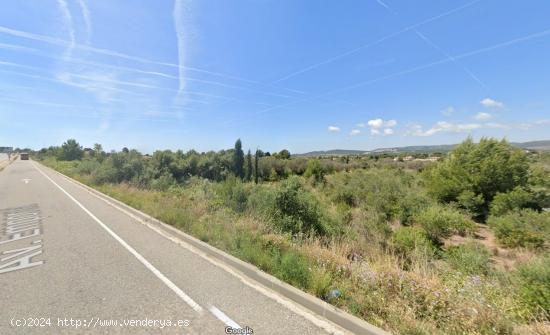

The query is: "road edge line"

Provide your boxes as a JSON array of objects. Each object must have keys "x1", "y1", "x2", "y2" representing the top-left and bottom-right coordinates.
[{"x1": 32, "y1": 162, "x2": 204, "y2": 314}]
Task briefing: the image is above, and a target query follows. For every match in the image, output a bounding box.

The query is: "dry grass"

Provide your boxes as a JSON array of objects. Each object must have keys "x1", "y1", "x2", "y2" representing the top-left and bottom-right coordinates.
[{"x1": 41, "y1": 158, "x2": 549, "y2": 335}]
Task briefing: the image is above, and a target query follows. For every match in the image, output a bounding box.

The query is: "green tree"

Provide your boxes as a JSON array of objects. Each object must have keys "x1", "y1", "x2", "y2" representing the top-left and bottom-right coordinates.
[
  {"x1": 277, "y1": 149, "x2": 291, "y2": 159},
  {"x1": 233, "y1": 139, "x2": 245, "y2": 179},
  {"x1": 254, "y1": 149, "x2": 259, "y2": 184},
  {"x1": 425, "y1": 137, "x2": 529, "y2": 219},
  {"x1": 58, "y1": 139, "x2": 83, "y2": 161},
  {"x1": 93, "y1": 143, "x2": 104, "y2": 161},
  {"x1": 245, "y1": 150, "x2": 253, "y2": 181}
]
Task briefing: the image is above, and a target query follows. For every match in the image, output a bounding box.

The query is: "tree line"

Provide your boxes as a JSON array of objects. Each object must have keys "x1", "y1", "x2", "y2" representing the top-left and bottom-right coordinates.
[{"x1": 35, "y1": 138, "x2": 356, "y2": 188}]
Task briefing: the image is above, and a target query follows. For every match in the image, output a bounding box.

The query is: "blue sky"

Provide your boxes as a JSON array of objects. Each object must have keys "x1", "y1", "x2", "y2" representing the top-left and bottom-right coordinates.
[{"x1": 0, "y1": 0, "x2": 549, "y2": 153}]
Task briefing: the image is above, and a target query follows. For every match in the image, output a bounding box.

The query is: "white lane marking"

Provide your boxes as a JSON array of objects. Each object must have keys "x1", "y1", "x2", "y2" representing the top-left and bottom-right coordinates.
[
  {"x1": 209, "y1": 306, "x2": 241, "y2": 330},
  {"x1": 44, "y1": 165, "x2": 349, "y2": 335},
  {"x1": 32, "y1": 163, "x2": 203, "y2": 313},
  {"x1": 22, "y1": 178, "x2": 31, "y2": 184}
]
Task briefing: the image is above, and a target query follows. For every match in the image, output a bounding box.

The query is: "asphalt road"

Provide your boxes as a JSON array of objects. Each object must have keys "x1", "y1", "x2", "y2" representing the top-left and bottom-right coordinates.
[{"x1": 0, "y1": 159, "x2": 348, "y2": 334}]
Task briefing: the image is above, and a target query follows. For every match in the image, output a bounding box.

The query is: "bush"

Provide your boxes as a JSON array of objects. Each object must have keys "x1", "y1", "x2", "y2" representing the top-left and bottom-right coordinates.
[
  {"x1": 149, "y1": 173, "x2": 177, "y2": 191},
  {"x1": 457, "y1": 190, "x2": 485, "y2": 218},
  {"x1": 91, "y1": 162, "x2": 119, "y2": 184},
  {"x1": 216, "y1": 175, "x2": 249, "y2": 213},
  {"x1": 75, "y1": 159, "x2": 101, "y2": 175},
  {"x1": 490, "y1": 187, "x2": 535, "y2": 216},
  {"x1": 488, "y1": 209, "x2": 549, "y2": 250},
  {"x1": 277, "y1": 251, "x2": 311, "y2": 289},
  {"x1": 396, "y1": 192, "x2": 433, "y2": 225},
  {"x1": 271, "y1": 177, "x2": 331, "y2": 236},
  {"x1": 247, "y1": 185, "x2": 276, "y2": 216},
  {"x1": 414, "y1": 205, "x2": 475, "y2": 243},
  {"x1": 326, "y1": 169, "x2": 411, "y2": 220},
  {"x1": 425, "y1": 137, "x2": 528, "y2": 219},
  {"x1": 392, "y1": 226, "x2": 437, "y2": 260},
  {"x1": 515, "y1": 256, "x2": 550, "y2": 319},
  {"x1": 444, "y1": 241, "x2": 491, "y2": 275},
  {"x1": 304, "y1": 159, "x2": 325, "y2": 183}
]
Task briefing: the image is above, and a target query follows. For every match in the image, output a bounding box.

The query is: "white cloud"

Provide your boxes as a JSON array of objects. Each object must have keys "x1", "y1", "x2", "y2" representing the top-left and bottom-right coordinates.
[
  {"x1": 385, "y1": 119, "x2": 397, "y2": 127},
  {"x1": 485, "y1": 122, "x2": 508, "y2": 129},
  {"x1": 474, "y1": 112, "x2": 492, "y2": 120},
  {"x1": 441, "y1": 106, "x2": 455, "y2": 116},
  {"x1": 367, "y1": 118, "x2": 383, "y2": 128},
  {"x1": 328, "y1": 126, "x2": 340, "y2": 133},
  {"x1": 365, "y1": 118, "x2": 397, "y2": 135},
  {"x1": 350, "y1": 129, "x2": 361, "y2": 136},
  {"x1": 367, "y1": 118, "x2": 396, "y2": 128},
  {"x1": 407, "y1": 119, "x2": 548, "y2": 136},
  {"x1": 356, "y1": 122, "x2": 366, "y2": 128},
  {"x1": 480, "y1": 98, "x2": 503, "y2": 108},
  {"x1": 407, "y1": 121, "x2": 482, "y2": 136}
]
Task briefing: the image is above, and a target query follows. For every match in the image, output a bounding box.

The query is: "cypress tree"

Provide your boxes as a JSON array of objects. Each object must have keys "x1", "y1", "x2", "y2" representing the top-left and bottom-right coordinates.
[
  {"x1": 233, "y1": 139, "x2": 245, "y2": 178},
  {"x1": 245, "y1": 150, "x2": 253, "y2": 181},
  {"x1": 254, "y1": 149, "x2": 259, "y2": 184}
]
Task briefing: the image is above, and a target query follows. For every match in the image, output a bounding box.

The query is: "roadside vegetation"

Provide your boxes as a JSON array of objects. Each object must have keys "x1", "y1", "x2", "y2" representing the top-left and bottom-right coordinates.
[{"x1": 35, "y1": 137, "x2": 550, "y2": 335}]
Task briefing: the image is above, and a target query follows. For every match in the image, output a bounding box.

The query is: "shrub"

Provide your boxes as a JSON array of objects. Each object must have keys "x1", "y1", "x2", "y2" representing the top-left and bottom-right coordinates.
[
  {"x1": 304, "y1": 159, "x2": 325, "y2": 183},
  {"x1": 75, "y1": 159, "x2": 101, "y2": 175},
  {"x1": 515, "y1": 256, "x2": 550, "y2": 319},
  {"x1": 149, "y1": 173, "x2": 177, "y2": 191},
  {"x1": 488, "y1": 209, "x2": 549, "y2": 250},
  {"x1": 271, "y1": 177, "x2": 331, "y2": 236},
  {"x1": 490, "y1": 187, "x2": 535, "y2": 216},
  {"x1": 425, "y1": 137, "x2": 529, "y2": 219},
  {"x1": 277, "y1": 251, "x2": 311, "y2": 289},
  {"x1": 326, "y1": 169, "x2": 411, "y2": 220},
  {"x1": 247, "y1": 185, "x2": 276, "y2": 216},
  {"x1": 396, "y1": 192, "x2": 433, "y2": 225},
  {"x1": 457, "y1": 190, "x2": 485, "y2": 218},
  {"x1": 216, "y1": 175, "x2": 249, "y2": 213},
  {"x1": 444, "y1": 241, "x2": 491, "y2": 275},
  {"x1": 392, "y1": 226, "x2": 437, "y2": 261},
  {"x1": 414, "y1": 205, "x2": 475, "y2": 243},
  {"x1": 91, "y1": 162, "x2": 119, "y2": 184}
]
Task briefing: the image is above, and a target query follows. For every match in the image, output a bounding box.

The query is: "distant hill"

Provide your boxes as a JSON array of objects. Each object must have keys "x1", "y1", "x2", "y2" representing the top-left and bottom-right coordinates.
[
  {"x1": 296, "y1": 140, "x2": 550, "y2": 156},
  {"x1": 295, "y1": 149, "x2": 367, "y2": 157},
  {"x1": 514, "y1": 140, "x2": 550, "y2": 151}
]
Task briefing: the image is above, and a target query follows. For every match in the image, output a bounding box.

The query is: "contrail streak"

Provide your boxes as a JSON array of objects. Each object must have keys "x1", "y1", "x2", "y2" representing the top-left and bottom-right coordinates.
[
  {"x1": 374, "y1": 0, "x2": 397, "y2": 15},
  {"x1": 77, "y1": 0, "x2": 92, "y2": 43},
  {"x1": 0, "y1": 40, "x2": 293, "y2": 99},
  {"x1": 173, "y1": 0, "x2": 188, "y2": 95},
  {"x1": 229, "y1": 26, "x2": 550, "y2": 125},
  {"x1": 271, "y1": 0, "x2": 482, "y2": 83},
  {"x1": 0, "y1": 60, "x2": 275, "y2": 105},
  {"x1": 0, "y1": 25, "x2": 254, "y2": 83},
  {"x1": 0, "y1": 25, "x2": 302, "y2": 98},
  {"x1": 414, "y1": 30, "x2": 487, "y2": 89},
  {"x1": 56, "y1": 0, "x2": 75, "y2": 59}
]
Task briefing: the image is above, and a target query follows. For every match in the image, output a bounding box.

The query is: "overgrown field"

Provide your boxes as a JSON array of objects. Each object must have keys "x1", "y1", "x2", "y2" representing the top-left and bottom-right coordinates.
[{"x1": 36, "y1": 138, "x2": 550, "y2": 334}]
